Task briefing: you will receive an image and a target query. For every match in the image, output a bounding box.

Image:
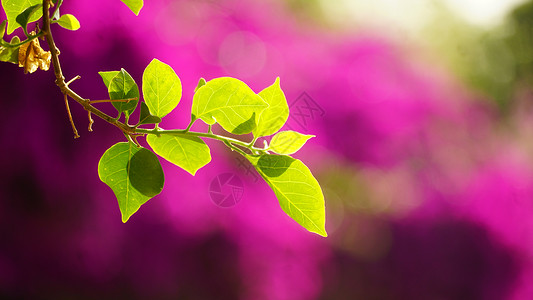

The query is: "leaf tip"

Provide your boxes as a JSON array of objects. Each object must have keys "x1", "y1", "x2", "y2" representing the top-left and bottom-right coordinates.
[
  {"x1": 311, "y1": 224, "x2": 328, "y2": 237},
  {"x1": 121, "y1": 213, "x2": 131, "y2": 223},
  {"x1": 195, "y1": 77, "x2": 207, "y2": 92},
  {"x1": 120, "y1": 0, "x2": 143, "y2": 15}
]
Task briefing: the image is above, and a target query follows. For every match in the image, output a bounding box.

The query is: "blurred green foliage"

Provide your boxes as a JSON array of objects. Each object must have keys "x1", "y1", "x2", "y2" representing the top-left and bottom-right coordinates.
[
  {"x1": 283, "y1": 0, "x2": 330, "y2": 27},
  {"x1": 434, "y1": 0, "x2": 533, "y2": 110},
  {"x1": 508, "y1": 1, "x2": 533, "y2": 85}
]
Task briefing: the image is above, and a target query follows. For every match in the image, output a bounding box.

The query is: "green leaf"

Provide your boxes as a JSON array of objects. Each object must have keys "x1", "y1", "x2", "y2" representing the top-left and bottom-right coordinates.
[
  {"x1": 52, "y1": 8, "x2": 60, "y2": 20},
  {"x1": 15, "y1": 3, "x2": 41, "y2": 36},
  {"x1": 269, "y1": 131, "x2": 314, "y2": 155},
  {"x1": 0, "y1": 20, "x2": 6, "y2": 39},
  {"x1": 108, "y1": 68, "x2": 139, "y2": 116},
  {"x1": 253, "y1": 77, "x2": 289, "y2": 138},
  {"x1": 142, "y1": 58, "x2": 182, "y2": 118},
  {"x1": 98, "y1": 71, "x2": 119, "y2": 88},
  {"x1": 147, "y1": 134, "x2": 211, "y2": 176},
  {"x1": 194, "y1": 78, "x2": 206, "y2": 93},
  {"x1": 138, "y1": 102, "x2": 162, "y2": 125},
  {"x1": 2, "y1": 0, "x2": 42, "y2": 34},
  {"x1": 247, "y1": 154, "x2": 327, "y2": 237},
  {"x1": 191, "y1": 77, "x2": 269, "y2": 134},
  {"x1": 51, "y1": 0, "x2": 62, "y2": 20},
  {"x1": 98, "y1": 142, "x2": 164, "y2": 222},
  {"x1": 56, "y1": 14, "x2": 80, "y2": 31},
  {"x1": 0, "y1": 36, "x2": 20, "y2": 64},
  {"x1": 119, "y1": 0, "x2": 143, "y2": 16}
]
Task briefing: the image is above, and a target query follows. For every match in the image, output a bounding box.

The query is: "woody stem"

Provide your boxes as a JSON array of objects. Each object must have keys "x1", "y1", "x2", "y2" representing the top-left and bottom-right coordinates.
[{"x1": 42, "y1": 0, "x2": 134, "y2": 136}]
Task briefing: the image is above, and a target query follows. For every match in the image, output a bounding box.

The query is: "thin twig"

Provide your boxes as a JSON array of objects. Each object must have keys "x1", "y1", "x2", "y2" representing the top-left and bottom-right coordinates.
[
  {"x1": 0, "y1": 31, "x2": 44, "y2": 48},
  {"x1": 184, "y1": 118, "x2": 195, "y2": 132},
  {"x1": 88, "y1": 98, "x2": 137, "y2": 104},
  {"x1": 224, "y1": 141, "x2": 249, "y2": 156},
  {"x1": 131, "y1": 133, "x2": 145, "y2": 147},
  {"x1": 41, "y1": 0, "x2": 268, "y2": 154},
  {"x1": 64, "y1": 94, "x2": 79, "y2": 138},
  {"x1": 66, "y1": 75, "x2": 81, "y2": 87},
  {"x1": 42, "y1": 0, "x2": 135, "y2": 136},
  {"x1": 88, "y1": 111, "x2": 94, "y2": 132}
]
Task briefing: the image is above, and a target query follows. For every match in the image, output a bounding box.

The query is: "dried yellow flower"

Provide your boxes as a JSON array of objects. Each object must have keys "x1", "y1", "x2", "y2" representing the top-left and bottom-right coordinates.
[{"x1": 18, "y1": 37, "x2": 51, "y2": 74}]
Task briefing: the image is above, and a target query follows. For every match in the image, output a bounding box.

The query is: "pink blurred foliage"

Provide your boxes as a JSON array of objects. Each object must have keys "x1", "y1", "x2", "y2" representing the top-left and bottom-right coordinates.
[{"x1": 60, "y1": 0, "x2": 533, "y2": 298}]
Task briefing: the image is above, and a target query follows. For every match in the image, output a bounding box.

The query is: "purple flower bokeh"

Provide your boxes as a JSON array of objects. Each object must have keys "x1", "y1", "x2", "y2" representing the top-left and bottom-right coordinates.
[{"x1": 1, "y1": 0, "x2": 532, "y2": 299}]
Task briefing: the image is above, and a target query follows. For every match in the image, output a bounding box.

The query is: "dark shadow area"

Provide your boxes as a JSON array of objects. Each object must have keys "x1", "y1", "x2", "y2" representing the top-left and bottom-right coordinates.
[
  {"x1": 232, "y1": 112, "x2": 256, "y2": 135},
  {"x1": 129, "y1": 147, "x2": 164, "y2": 197},
  {"x1": 256, "y1": 154, "x2": 294, "y2": 177}
]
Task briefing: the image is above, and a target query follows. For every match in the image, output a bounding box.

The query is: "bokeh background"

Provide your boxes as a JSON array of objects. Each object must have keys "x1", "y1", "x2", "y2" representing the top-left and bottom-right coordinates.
[{"x1": 2, "y1": 0, "x2": 533, "y2": 299}]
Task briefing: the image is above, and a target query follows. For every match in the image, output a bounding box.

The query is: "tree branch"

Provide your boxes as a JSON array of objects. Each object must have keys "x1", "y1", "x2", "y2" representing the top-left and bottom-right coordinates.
[
  {"x1": 40, "y1": 0, "x2": 268, "y2": 154},
  {"x1": 41, "y1": 0, "x2": 134, "y2": 135}
]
